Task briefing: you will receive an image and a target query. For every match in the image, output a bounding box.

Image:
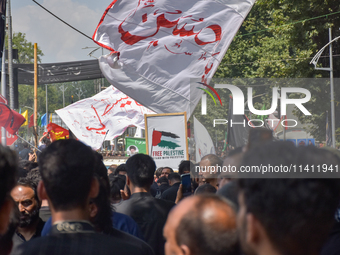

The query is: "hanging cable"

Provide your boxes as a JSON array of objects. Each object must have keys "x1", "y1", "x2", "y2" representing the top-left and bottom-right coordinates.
[
  {"x1": 32, "y1": 0, "x2": 93, "y2": 41},
  {"x1": 237, "y1": 10, "x2": 340, "y2": 38}
]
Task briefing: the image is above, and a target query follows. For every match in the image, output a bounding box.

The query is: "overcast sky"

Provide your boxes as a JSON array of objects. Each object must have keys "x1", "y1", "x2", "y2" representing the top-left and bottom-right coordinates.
[{"x1": 12, "y1": 0, "x2": 111, "y2": 63}]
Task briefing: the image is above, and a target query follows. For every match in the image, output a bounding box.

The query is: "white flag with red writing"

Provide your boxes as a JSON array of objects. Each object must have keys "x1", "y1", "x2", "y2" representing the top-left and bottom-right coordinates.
[
  {"x1": 93, "y1": 0, "x2": 255, "y2": 117},
  {"x1": 55, "y1": 85, "x2": 155, "y2": 150}
]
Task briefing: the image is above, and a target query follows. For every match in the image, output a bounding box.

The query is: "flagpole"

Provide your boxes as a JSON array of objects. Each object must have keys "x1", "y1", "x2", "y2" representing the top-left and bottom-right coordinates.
[
  {"x1": 100, "y1": 130, "x2": 109, "y2": 150},
  {"x1": 16, "y1": 134, "x2": 41, "y2": 152},
  {"x1": 1, "y1": 40, "x2": 6, "y2": 145},
  {"x1": 150, "y1": 129, "x2": 155, "y2": 156},
  {"x1": 34, "y1": 43, "x2": 38, "y2": 148}
]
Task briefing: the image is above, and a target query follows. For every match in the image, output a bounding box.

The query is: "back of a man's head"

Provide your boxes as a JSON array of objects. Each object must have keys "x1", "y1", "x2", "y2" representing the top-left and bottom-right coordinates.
[
  {"x1": 168, "y1": 173, "x2": 180, "y2": 184},
  {"x1": 166, "y1": 194, "x2": 238, "y2": 255},
  {"x1": 0, "y1": 145, "x2": 17, "y2": 235},
  {"x1": 39, "y1": 139, "x2": 96, "y2": 211},
  {"x1": 201, "y1": 154, "x2": 223, "y2": 167},
  {"x1": 194, "y1": 183, "x2": 217, "y2": 195},
  {"x1": 0, "y1": 145, "x2": 17, "y2": 209},
  {"x1": 125, "y1": 154, "x2": 155, "y2": 189},
  {"x1": 178, "y1": 160, "x2": 191, "y2": 175},
  {"x1": 238, "y1": 141, "x2": 340, "y2": 255},
  {"x1": 155, "y1": 167, "x2": 163, "y2": 179}
]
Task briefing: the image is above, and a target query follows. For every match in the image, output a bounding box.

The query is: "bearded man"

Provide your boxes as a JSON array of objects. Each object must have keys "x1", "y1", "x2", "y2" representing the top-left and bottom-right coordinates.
[{"x1": 10, "y1": 177, "x2": 45, "y2": 249}]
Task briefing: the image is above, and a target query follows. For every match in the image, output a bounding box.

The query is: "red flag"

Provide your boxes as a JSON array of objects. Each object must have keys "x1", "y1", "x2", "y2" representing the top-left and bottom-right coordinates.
[
  {"x1": 152, "y1": 130, "x2": 162, "y2": 146},
  {"x1": 29, "y1": 114, "x2": 34, "y2": 128},
  {"x1": 47, "y1": 123, "x2": 69, "y2": 141},
  {"x1": 0, "y1": 103, "x2": 26, "y2": 135}
]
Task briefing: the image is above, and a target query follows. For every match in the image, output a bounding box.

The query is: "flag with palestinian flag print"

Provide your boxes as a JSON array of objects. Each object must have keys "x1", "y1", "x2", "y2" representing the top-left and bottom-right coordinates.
[
  {"x1": 145, "y1": 113, "x2": 188, "y2": 170},
  {"x1": 152, "y1": 130, "x2": 180, "y2": 150}
]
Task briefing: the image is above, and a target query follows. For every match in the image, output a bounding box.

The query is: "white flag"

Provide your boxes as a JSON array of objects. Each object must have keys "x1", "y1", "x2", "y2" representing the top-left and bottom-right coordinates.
[
  {"x1": 194, "y1": 116, "x2": 215, "y2": 162},
  {"x1": 56, "y1": 85, "x2": 155, "y2": 150},
  {"x1": 93, "y1": 0, "x2": 255, "y2": 117},
  {"x1": 134, "y1": 127, "x2": 143, "y2": 138}
]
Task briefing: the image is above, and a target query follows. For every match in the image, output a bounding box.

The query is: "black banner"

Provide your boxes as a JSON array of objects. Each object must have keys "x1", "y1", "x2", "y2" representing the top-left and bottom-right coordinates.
[{"x1": 10, "y1": 59, "x2": 104, "y2": 85}]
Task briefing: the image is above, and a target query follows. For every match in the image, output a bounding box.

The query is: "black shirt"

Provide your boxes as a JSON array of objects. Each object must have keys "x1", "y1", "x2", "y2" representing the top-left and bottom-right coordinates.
[
  {"x1": 11, "y1": 221, "x2": 154, "y2": 255},
  {"x1": 161, "y1": 182, "x2": 180, "y2": 203},
  {"x1": 11, "y1": 217, "x2": 45, "y2": 252},
  {"x1": 115, "y1": 192, "x2": 175, "y2": 255}
]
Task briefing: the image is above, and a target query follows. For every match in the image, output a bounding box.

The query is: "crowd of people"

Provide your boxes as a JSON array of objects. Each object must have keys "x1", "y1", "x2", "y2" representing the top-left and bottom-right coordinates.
[{"x1": 0, "y1": 131, "x2": 340, "y2": 255}]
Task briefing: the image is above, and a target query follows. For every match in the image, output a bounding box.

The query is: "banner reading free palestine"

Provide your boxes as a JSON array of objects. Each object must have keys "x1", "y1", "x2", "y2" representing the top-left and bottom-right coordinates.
[{"x1": 145, "y1": 113, "x2": 188, "y2": 170}]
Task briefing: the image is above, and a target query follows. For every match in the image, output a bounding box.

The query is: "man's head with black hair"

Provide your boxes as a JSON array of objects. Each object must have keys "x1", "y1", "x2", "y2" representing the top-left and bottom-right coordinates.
[
  {"x1": 178, "y1": 160, "x2": 191, "y2": 175},
  {"x1": 109, "y1": 175, "x2": 126, "y2": 203},
  {"x1": 157, "y1": 176, "x2": 169, "y2": 186},
  {"x1": 125, "y1": 154, "x2": 156, "y2": 192},
  {"x1": 160, "y1": 167, "x2": 174, "y2": 179},
  {"x1": 238, "y1": 141, "x2": 340, "y2": 255},
  {"x1": 164, "y1": 194, "x2": 238, "y2": 255},
  {"x1": 168, "y1": 173, "x2": 181, "y2": 186},
  {"x1": 199, "y1": 154, "x2": 222, "y2": 188},
  {"x1": 220, "y1": 147, "x2": 244, "y2": 187},
  {"x1": 114, "y1": 164, "x2": 127, "y2": 176},
  {"x1": 0, "y1": 200, "x2": 19, "y2": 255},
  {"x1": 194, "y1": 183, "x2": 217, "y2": 195},
  {"x1": 0, "y1": 145, "x2": 18, "y2": 234},
  {"x1": 155, "y1": 167, "x2": 164, "y2": 179},
  {"x1": 107, "y1": 164, "x2": 117, "y2": 175},
  {"x1": 41, "y1": 136, "x2": 51, "y2": 146},
  {"x1": 19, "y1": 160, "x2": 38, "y2": 172},
  {"x1": 38, "y1": 139, "x2": 98, "y2": 211},
  {"x1": 11, "y1": 177, "x2": 41, "y2": 228},
  {"x1": 93, "y1": 151, "x2": 110, "y2": 197}
]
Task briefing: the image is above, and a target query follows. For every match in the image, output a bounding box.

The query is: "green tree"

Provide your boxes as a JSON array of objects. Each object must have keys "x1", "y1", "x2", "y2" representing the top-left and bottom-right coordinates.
[
  {"x1": 6, "y1": 32, "x2": 44, "y2": 63},
  {"x1": 198, "y1": 0, "x2": 340, "y2": 143}
]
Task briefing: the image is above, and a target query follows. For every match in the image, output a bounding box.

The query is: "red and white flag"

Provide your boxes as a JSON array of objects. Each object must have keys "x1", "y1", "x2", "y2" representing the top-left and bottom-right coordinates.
[
  {"x1": 93, "y1": 0, "x2": 255, "y2": 117},
  {"x1": 56, "y1": 85, "x2": 155, "y2": 150}
]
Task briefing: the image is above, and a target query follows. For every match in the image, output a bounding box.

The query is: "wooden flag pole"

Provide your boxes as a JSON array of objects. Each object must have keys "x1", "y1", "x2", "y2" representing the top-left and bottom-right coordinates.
[{"x1": 34, "y1": 43, "x2": 38, "y2": 148}]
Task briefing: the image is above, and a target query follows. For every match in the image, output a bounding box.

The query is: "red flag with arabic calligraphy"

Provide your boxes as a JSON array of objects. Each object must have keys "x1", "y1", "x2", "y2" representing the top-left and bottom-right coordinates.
[
  {"x1": 47, "y1": 123, "x2": 69, "y2": 141},
  {"x1": 93, "y1": 0, "x2": 255, "y2": 117}
]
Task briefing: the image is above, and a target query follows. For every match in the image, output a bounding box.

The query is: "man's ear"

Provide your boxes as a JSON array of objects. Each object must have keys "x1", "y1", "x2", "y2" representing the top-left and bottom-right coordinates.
[
  {"x1": 246, "y1": 213, "x2": 263, "y2": 246},
  {"x1": 180, "y1": 244, "x2": 191, "y2": 255},
  {"x1": 0, "y1": 198, "x2": 13, "y2": 234},
  {"x1": 37, "y1": 180, "x2": 48, "y2": 200},
  {"x1": 89, "y1": 177, "x2": 99, "y2": 199},
  {"x1": 126, "y1": 175, "x2": 130, "y2": 186},
  {"x1": 88, "y1": 202, "x2": 98, "y2": 218}
]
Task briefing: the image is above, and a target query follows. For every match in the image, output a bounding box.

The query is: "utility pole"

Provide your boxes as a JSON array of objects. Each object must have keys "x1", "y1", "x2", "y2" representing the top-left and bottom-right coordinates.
[
  {"x1": 7, "y1": 0, "x2": 13, "y2": 109},
  {"x1": 329, "y1": 28, "x2": 336, "y2": 148},
  {"x1": 310, "y1": 28, "x2": 339, "y2": 148},
  {"x1": 59, "y1": 83, "x2": 67, "y2": 107}
]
